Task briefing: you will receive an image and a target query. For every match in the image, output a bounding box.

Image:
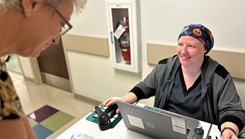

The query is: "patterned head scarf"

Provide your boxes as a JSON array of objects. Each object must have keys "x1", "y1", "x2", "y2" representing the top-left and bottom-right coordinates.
[{"x1": 178, "y1": 24, "x2": 214, "y2": 54}]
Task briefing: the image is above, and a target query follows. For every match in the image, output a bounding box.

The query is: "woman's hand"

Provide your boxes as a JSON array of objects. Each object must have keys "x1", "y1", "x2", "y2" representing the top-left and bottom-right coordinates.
[
  {"x1": 101, "y1": 92, "x2": 138, "y2": 114},
  {"x1": 101, "y1": 97, "x2": 121, "y2": 107},
  {"x1": 221, "y1": 130, "x2": 238, "y2": 139},
  {"x1": 101, "y1": 97, "x2": 121, "y2": 113},
  {"x1": 221, "y1": 122, "x2": 239, "y2": 139}
]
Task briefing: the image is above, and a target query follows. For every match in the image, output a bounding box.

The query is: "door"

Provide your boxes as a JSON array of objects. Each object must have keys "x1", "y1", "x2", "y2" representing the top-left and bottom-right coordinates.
[{"x1": 37, "y1": 38, "x2": 71, "y2": 91}]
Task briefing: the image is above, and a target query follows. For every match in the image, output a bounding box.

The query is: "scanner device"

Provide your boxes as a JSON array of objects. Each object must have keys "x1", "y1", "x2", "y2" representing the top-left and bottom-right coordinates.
[
  {"x1": 104, "y1": 104, "x2": 118, "y2": 118},
  {"x1": 94, "y1": 106, "x2": 112, "y2": 131}
]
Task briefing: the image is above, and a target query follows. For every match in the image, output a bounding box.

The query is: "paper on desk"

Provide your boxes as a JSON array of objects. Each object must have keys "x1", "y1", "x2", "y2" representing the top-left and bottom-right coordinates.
[
  {"x1": 208, "y1": 125, "x2": 221, "y2": 139},
  {"x1": 70, "y1": 133, "x2": 99, "y2": 139},
  {"x1": 199, "y1": 121, "x2": 211, "y2": 139}
]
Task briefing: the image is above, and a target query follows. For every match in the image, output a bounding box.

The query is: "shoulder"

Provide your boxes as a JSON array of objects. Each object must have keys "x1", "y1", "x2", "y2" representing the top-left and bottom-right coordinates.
[
  {"x1": 158, "y1": 58, "x2": 168, "y2": 64},
  {"x1": 214, "y1": 64, "x2": 229, "y2": 79},
  {"x1": 0, "y1": 69, "x2": 23, "y2": 120},
  {"x1": 206, "y1": 56, "x2": 230, "y2": 79},
  {"x1": 158, "y1": 55, "x2": 178, "y2": 65}
]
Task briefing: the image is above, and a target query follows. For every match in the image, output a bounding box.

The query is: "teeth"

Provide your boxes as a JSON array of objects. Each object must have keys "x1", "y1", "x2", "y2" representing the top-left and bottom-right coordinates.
[{"x1": 182, "y1": 56, "x2": 189, "y2": 59}]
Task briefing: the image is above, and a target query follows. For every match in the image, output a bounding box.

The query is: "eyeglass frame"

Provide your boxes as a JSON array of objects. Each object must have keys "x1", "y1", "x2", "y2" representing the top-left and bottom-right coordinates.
[{"x1": 45, "y1": 1, "x2": 73, "y2": 35}]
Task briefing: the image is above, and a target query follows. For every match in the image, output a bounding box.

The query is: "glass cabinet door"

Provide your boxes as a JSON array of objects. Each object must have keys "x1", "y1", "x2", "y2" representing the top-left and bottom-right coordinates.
[{"x1": 106, "y1": 0, "x2": 141, "y2": 73}]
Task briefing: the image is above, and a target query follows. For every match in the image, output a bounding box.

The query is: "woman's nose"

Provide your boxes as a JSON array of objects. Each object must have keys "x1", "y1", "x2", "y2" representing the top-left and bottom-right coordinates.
[{"x1": 181, "y1": 46, "x2": 188, "y2": 55}]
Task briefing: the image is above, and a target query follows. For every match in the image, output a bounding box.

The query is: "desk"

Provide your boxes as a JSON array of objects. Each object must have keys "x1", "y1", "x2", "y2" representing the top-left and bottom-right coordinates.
[
  {"x1": 56, "y1": 111, "x2": 215, "y2": 139},
  {"x1": 208, "y1": 124, "x2": 221, "y2": 139},
  {"x1": 56, "y1": 112, "x2": 153, "y2": 139}
]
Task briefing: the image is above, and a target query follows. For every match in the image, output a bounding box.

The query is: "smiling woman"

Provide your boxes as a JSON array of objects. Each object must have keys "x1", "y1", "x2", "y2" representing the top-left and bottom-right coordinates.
[
  {"x1": 102, "y1": 24, "x2": 245, "y2": 139},
  {"x1": 0, "y1": 0, "x2": 87, "y2": 138}
]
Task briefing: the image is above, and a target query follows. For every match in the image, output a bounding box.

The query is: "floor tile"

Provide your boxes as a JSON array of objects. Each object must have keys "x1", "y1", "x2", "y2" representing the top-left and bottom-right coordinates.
[
  {"x1": 28, "y1": 105, "x2": 59, "y2": 123},
  {"x1": 32, "y1": 124, "x2": 53, "y2": 139},
  {"x1": 28, "y1": 105, "x2": 75, "y2": 138},
  {"x1": 9, "y1": 71, "x2": 97, "y2": 139},
  {"x1": 40, "y1": 111, "x2": 75, "y2": 132},
  {"x1": 28, "y1": 118, "x2": 38, "y2": 127}
]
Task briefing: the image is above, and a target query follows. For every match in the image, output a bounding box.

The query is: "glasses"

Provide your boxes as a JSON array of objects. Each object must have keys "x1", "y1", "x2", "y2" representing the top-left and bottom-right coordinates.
[{"x1": 46, "y1": 1, "x2": 73, "y2": 35}]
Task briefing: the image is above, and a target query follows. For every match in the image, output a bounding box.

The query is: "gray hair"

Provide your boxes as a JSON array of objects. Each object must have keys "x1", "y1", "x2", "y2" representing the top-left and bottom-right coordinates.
[{"x1": 0, "y1": 0, "x2": 87, "y2": 14}]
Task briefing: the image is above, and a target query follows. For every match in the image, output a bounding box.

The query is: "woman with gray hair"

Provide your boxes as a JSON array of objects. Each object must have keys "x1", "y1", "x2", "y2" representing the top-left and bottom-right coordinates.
[{"x1": 0, "y1": 0, "x2": 87, "y2": 138}]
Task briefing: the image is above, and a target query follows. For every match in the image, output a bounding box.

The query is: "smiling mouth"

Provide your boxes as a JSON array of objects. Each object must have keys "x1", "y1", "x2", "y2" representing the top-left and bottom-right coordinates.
[
  {"x1": 179, "y1": 53, "x2": 190, "y2": 58},
  {"x1": 180, "y1": 55, "x2": 191, "y2": 60},
  {"x1": 183, "y1": 56, "x2": 190, "y2": 59}
]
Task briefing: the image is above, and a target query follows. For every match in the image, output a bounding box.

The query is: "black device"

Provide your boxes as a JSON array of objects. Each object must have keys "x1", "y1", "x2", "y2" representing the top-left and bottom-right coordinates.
[
  {"x1": 94, "y1": 104, "x2": 118, "y2": 131},
  {"x1": 193, "y1": 126, "x2": 204, "y2": 139},
  {"x1": 104, "y1": 104, "x2": 118, "y2": 118},
  {"x1": 94, "y1": 106, "x2": 112, "y2": 131}
]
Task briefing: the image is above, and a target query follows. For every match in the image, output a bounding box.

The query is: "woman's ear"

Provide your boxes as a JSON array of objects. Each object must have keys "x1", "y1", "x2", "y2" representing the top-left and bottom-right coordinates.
[{"x1": 22, "y1": 0, "x2": 40, "y2": 17}]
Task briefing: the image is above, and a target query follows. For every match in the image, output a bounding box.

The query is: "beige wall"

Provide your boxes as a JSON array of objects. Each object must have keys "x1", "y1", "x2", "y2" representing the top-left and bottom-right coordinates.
[
  {"x1": 62, "y1": 0, "x2": 245, "y2": 107},
  {"x1": 61, "y1": 35, "x2": 245, "y2": 108},
  {"x1": 19, "y1": 0, "x2": 245, "y2": 109}
]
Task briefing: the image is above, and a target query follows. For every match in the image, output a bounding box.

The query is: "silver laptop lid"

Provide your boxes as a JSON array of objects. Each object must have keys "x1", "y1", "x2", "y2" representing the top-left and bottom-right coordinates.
[{"x1": 117, "y1": 100, "x2": 200, "y2": 139}]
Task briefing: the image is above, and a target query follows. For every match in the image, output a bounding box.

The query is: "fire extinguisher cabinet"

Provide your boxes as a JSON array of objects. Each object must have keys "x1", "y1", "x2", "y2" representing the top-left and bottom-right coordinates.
[{"x1": 105, "y1": 0, "x2": 141, "y2": 73}]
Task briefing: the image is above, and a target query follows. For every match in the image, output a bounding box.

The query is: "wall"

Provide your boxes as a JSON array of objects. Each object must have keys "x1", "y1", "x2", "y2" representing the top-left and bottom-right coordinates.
[
  {"x1": 19, "y1": 57, "x2": 34, "y2": 79},
  {"x1": 69, "y1": 0, "x2": 108, "y2": 37},
  {"x1": 19, "y1": 0, "x2": 245, "y2": 107},
  {"x1": 67, "y1": 51, "x2": 142, "y2": 101},
  {"x1": 141, "y1": 0, "x2": 245, "y2": 60},
  {"x1": 64, "y1": 0, "x2": 245, "y2": 107},
  {"x1": 64, "y1": 0, "x2": 143, "y2": 102}
]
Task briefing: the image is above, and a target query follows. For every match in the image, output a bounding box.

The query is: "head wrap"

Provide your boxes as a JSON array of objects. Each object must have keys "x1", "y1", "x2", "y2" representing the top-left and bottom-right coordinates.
[{"x1": 178, "y1": 24, "x2": 214, "y2": 54}]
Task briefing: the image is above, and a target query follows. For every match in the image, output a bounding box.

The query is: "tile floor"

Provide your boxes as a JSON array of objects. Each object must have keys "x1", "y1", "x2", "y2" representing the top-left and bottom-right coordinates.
[
  {"x1": 9, "y1": 71, "x2": 98, "y2": 139},
  {"x1": 28, "y1": 105, "x2": 75, "y2": 139}
]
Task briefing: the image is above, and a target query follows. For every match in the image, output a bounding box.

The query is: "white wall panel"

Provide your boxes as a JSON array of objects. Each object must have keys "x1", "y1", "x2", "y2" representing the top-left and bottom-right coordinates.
[{"x1": 67, "y1": 51, "x2": 142, "y2": 102}]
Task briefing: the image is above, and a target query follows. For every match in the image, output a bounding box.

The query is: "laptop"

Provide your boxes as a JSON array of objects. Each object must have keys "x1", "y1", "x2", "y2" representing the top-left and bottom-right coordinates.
[{"x1": 116, "y1": 100, "x2": 201, "y2": 139}]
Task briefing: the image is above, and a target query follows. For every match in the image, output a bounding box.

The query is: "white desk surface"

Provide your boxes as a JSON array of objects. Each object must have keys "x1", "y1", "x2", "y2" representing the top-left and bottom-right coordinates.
[
  {"x1": 56, "y1": 112, "x2": 153, "y2": 139},
  {"x1": 56, "y1": 112, "x2": 214, "y2": 139},
  {"x1": 199, "y1": 121, "x2": 212, "y2": 138},
  {"x1": 208, "y1": 124, "x2": 221, "y2": 139}
]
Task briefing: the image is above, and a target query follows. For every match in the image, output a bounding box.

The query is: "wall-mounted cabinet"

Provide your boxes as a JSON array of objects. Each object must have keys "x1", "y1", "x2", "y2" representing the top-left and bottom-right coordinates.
[{"x1": 105, "y1": 0, "x2": 141, "y2": 73}]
